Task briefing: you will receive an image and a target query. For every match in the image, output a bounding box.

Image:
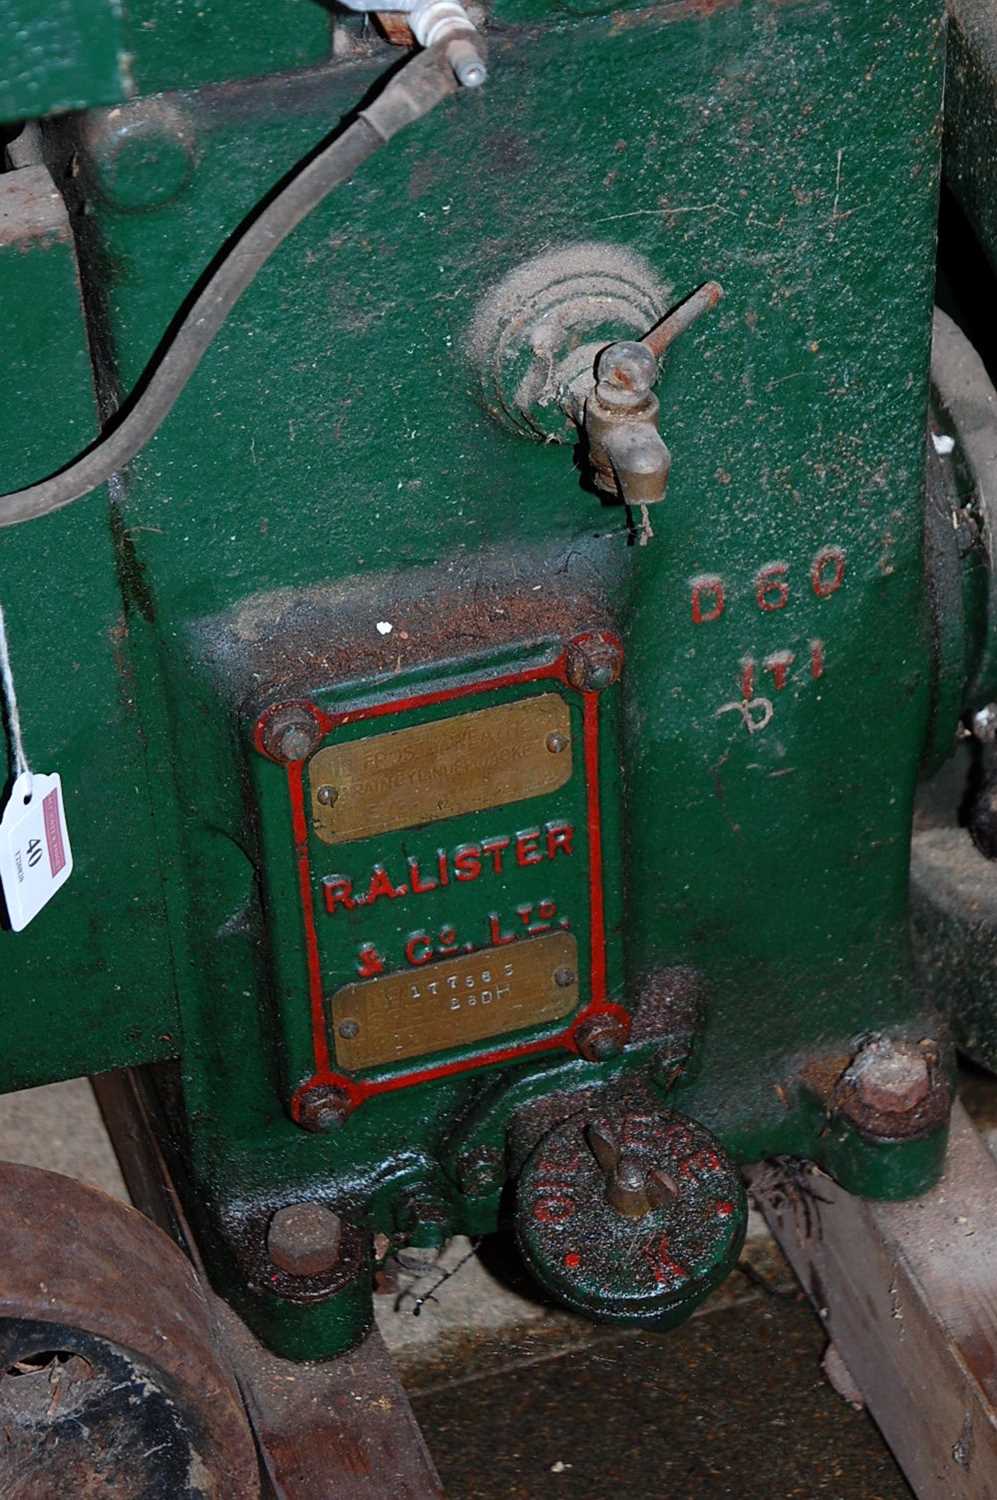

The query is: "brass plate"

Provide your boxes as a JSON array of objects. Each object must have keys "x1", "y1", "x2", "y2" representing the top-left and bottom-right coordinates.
[
  {"x1": 308, "y1": 694, "x2": 571, "y2": 845},
  {"x1": 330, "y1": 932, "x2": 579, "y2": 1071}
]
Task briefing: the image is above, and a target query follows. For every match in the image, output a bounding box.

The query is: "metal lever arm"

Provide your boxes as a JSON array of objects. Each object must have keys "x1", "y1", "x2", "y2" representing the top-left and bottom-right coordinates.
[
  {"x1": 640, "y1": 279, "x2": 724, "y2": 361},
  {"x1": 583, "y1": 280, "x2": 724, "y2": 538}
]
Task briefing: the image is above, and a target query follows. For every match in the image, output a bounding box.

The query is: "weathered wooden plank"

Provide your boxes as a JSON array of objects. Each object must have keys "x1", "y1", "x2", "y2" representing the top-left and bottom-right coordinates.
[
  {"x1": 750, "y1": 1101, "x2": 997, "y2": 1499},
  {"x1": 214, "y1": 1299, "x2": 445, "y2": 1500}
]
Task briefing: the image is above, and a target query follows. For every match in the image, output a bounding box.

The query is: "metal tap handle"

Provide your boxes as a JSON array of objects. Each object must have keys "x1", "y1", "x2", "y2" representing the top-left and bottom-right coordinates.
[
  {"x1": 641, "y1": 280, "x2": 724, "y2": 362},
  {"x1": 594, "y1": 280, "x2": 724, "y2": 404}
]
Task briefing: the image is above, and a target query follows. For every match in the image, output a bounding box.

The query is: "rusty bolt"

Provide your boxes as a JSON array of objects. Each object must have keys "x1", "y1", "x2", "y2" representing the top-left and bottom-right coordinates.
[
  {"x1": 566, "y1": 636, "x2": 623, "y2": 694},
  {"x1": 268, "y1": 1203, "x2": 343, "y2": 1277},
  {"x1": 457, "y1": 1145, "x2": 505, "y2": 1197},
  {"x1": 845, "y1": 1039, "x2": 932, "y2": 1116},
  {"x1": 575, "y1": 1015, "x2": 629, "y2": 1062},
  {"x1": 296, "y1": 1085, "x2": 352, "y2": 1132},
  {"x1": 262, "y1": 705, "x2": 323, "y2": 764},
  {"x1": 553, "y1": 966, "x2": 576, "y2": 988}
]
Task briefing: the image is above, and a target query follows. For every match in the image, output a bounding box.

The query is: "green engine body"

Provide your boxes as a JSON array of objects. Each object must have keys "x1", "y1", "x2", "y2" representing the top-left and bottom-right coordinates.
[{"x1": 0, "y1": 0, "x2": 988, "y2": 1358}]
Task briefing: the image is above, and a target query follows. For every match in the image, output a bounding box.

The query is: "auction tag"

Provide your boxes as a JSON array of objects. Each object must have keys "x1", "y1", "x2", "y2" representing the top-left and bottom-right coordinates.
[{"x1": 0, "y1": 772, "x2": 73, "y2": 931}]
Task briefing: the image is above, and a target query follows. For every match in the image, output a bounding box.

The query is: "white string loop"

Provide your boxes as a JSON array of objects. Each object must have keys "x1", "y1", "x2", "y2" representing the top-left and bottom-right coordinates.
[{"x1": 0, "y1": 605, "x2": 32, "y2": 795}]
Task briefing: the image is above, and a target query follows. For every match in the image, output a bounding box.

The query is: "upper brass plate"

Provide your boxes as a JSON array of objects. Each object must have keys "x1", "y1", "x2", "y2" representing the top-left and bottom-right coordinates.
[
  {"x1": 330, "y1": 931, "x2": 579, "y2": 1071},
  {"x1": 308, "y1": 694, "x2": 572, "y2": 845}
]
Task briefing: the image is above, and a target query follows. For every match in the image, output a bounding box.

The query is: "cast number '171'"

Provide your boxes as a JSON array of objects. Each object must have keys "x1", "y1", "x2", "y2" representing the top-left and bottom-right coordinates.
[{"x1": 690, "y1": 546, "x2": 846, "y2": 728}]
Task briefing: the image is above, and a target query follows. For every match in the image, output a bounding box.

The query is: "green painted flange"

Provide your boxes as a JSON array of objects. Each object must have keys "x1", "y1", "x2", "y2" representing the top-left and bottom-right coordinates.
[{"x1": 516, "y1": 1105, "x2": 746, "y2": 1329}]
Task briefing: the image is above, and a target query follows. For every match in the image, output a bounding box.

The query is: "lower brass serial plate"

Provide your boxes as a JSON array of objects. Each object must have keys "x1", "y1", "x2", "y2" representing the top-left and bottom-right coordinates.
[{"x1": 330, "y1": 932, "x2": 579, "y2": 1071}]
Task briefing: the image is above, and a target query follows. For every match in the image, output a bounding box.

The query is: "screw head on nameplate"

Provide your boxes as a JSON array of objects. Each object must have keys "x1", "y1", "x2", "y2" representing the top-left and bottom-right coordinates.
[{"x1": 0, "y1": 772, "x2": 73, "y2": 931}]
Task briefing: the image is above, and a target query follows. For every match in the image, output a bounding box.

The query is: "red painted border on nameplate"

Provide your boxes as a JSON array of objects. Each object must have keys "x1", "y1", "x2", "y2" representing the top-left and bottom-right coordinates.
[{"x1": 256, "y1": 635, "x2": 623, "y2": 1120}]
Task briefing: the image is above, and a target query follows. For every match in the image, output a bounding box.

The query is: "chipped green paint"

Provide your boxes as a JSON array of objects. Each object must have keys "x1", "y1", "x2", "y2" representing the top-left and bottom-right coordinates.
[
  {"x1": 1, "y1": 0, "x2": 334, "y2": 121},
  {"x1": 0, "y1": 0, "x2": 953, "y2": 1357}
]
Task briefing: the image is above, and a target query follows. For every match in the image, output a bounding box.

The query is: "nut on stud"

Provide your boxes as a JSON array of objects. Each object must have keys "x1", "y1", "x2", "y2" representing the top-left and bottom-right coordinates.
[
  {"x1": 296, "y1": 1085, "x2": 352, "y2": 1133},
  {"x1": 268, "y1": 1203, "x2": 343, "y2": 1276},
  {"x1": 262, "y1": 704, "x2": 323, "y2": 764},
  {"x1": 566, "y1": 635, "x2": 623, "y2": 693},
  {"x1": 595, "y1": 340, "x2": 658, "y2": 407},
  {"x1": 575, "y1": 1014, "x2": 629, "y2": 1061},
  {"x1": 832, "y1": 1037, "x2": 947, "y2": 1139}
]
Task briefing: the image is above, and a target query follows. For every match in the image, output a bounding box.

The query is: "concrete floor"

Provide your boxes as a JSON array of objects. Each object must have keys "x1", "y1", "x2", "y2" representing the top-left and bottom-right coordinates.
[{"x1": 3, "y1": 1074, "x2": 979, "y2": 1497}]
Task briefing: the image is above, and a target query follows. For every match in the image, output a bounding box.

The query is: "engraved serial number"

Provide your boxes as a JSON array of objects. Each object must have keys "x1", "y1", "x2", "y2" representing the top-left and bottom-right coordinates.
[
  {"x1": 380, "y1": 966, "x2": 512, "y2": 1014},
  {"x1": 329, "y1": 932, "x2": 579, "y2": 1071}
]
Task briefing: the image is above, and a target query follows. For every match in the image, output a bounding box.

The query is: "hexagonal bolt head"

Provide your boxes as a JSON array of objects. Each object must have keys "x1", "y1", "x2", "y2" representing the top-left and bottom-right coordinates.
[
  {"x1": 262, "y1": 705, "x2": 323, "y2": 764},
  {"x1": 846, "y1": 1040, "x2": 933, "y2": 1116},
  {"x1": 268, "y1": 1202, "x2": 343, "y2": 1277},
  {"x1": 566, "y1": 637, "x2": 623, "y2": 694},
  {"x1": 296, "y1": 1085, "x2": 352, "y2": 1133},
  {"x1": 457, "y1": 1146, "x2": 505, "y2": 1197},
  {"x1": 575, "y1": 1015, "x2": 629, "y2": 1062}
]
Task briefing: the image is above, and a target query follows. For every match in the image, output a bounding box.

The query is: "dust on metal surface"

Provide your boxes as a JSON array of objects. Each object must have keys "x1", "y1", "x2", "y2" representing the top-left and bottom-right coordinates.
[
  {"x1": 0, "y1": 0, "x2": 953, "y2": 1367},
  {"x1": 831, "y1": 1037, "x2": 950, "y2": 1141},
  {"x1": 308, "y1": 693, "x2": 572, "y2": 844},
  {"x1": 331, "y1": 930, "x2": 580, "y2": 1069},
  {"x1": 517, "y1": 1104, "x2": 746, "y2": 1328},
  {"x1": 267, "y1": 1202, "x2": 344, "y2": 1276}
]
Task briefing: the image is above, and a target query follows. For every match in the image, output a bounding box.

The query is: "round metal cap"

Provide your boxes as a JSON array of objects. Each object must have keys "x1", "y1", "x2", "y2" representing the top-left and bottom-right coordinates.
[{"x1": 516, "y1": 1106, "x2": 746, "y2": 1329}]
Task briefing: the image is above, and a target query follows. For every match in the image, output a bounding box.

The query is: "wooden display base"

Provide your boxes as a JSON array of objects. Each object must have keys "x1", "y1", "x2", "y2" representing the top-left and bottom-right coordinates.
[{"x1": 750, "y1": 1100, "x2": 997, "y2": 1499}]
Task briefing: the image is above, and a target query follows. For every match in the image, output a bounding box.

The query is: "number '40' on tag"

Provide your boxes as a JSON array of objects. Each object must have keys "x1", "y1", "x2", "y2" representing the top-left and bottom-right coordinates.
[{"x1": 0, "y1": 772, "x2": 73, "y2": 932}]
